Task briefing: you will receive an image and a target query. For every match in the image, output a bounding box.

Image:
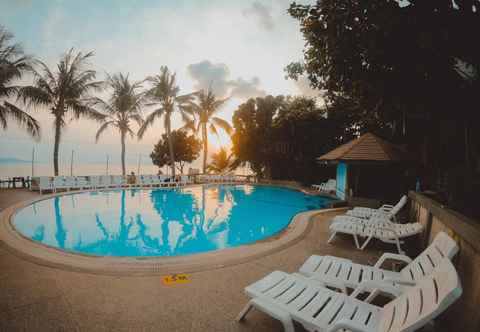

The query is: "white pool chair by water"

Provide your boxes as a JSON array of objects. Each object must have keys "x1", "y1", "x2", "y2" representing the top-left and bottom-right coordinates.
[
  {"x1": 346, "y1": 195, "x2": 408, "y2": 221},
  {"x1": 88, "y1": 176, "x2": 101, "y2": 189},
  {"x1": 53, "y1": 176, "x2": 68, "y2": 192},
  {"x1": 37, "y1": 176, "x2": 53, "y2": 194},
  {"x1": 136, "y1": 175, "x2": 148, "y2": 187},
  {"x1": 300, "y1": 231, "x2": 458, "y2": 296},
  {"x1": 99, "y1": 175, "x2": 112, "y2": 188},
  {"x1": 238, "y1": 258, "x2": 462, "y2": 332},
  {"x1": 179, "y1": 175, "x2": 189, "y2": 186},
  {"x1": 74, "y1": 176, "x2": 89, "y2": 189},
  {"x1": 328, "y1": 218, "x2": 424, "y2": 254}
]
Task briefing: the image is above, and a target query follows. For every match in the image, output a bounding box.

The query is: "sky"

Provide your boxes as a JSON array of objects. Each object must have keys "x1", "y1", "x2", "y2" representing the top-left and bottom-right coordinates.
[{"x1": 0, "y1": 0, "x2": 318, "y2": 170}]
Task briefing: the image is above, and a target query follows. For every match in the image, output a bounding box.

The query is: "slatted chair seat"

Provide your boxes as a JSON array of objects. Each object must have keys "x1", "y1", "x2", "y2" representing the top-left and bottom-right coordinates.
[
  {"x1": 328, "y1": 219, "x2": 424, "y2": 254},
  {"x1": 238, "y1": 258, "x2": 462, "y2": 332},
  {"x1": 299, "y1": 232, "x2": 457, "y2": 298}
]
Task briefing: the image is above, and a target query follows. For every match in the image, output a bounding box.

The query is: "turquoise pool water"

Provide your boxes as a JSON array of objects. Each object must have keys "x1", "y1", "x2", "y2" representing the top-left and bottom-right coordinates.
[{"x1": 13, "y1": 185, "x2": 334, "y2": 257}]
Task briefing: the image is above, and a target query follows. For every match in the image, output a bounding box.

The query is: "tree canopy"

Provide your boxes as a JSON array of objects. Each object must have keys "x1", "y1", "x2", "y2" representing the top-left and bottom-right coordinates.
[{"x1": 150, "y1": 130, "x2": 201, "y2": 174}]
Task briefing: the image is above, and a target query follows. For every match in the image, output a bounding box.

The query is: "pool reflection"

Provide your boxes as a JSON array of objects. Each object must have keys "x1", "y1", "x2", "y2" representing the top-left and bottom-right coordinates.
[{"x1": 13, "y1": 185, "x2": 333, "y2": 257}]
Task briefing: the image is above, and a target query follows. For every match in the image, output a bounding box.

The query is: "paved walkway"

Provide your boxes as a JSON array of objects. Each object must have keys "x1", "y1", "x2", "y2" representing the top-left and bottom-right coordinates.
[{"x1": 0, "y1": 189, "x2": 397, "y2": 332}]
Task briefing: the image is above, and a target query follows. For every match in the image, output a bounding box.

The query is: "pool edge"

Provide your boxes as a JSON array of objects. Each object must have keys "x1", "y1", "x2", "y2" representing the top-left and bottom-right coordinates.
[{"x1": 0, "y1": 186, "x2": 345, "y2": 276}]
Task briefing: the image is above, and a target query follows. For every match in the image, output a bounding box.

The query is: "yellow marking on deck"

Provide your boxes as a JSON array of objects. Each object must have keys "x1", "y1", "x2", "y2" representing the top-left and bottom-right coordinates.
[{"x1": 162, "y1": 274, "x2": 191, "y2": 285}]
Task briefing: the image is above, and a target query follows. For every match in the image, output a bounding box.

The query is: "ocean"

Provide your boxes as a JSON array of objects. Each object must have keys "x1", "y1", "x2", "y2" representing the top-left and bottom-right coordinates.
[{"x1": 0, "y1": 163, "x2": 160, "y2": 178}]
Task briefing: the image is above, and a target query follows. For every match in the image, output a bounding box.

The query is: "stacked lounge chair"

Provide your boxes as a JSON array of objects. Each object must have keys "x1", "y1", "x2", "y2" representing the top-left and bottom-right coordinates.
[
  {"x1": 311, "y1": 179, "x2": 336, "y2": 193},
  {"x1": 328, "y1": 195, "x2": 423, "y2": 253},
  {"x1": 237, "y1": 232, "x2": 462, "y2": 332}
]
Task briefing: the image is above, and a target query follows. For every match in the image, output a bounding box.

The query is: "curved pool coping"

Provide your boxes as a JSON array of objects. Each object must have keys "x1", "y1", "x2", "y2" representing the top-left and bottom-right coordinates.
[{"x1": 0, "y1": 185, "x2": 344, "y2": 276}]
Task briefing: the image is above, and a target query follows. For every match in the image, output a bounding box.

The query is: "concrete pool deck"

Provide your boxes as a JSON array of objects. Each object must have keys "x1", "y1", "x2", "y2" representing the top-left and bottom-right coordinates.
[{"x1": 0, "y1": 188, "x2": 413, "y2": 332}]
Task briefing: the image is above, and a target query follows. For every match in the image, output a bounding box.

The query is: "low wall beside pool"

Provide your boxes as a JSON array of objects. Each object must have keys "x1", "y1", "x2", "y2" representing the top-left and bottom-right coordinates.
[{"x1": 409, "y1": 191, "x2": 480, "y2": 332}]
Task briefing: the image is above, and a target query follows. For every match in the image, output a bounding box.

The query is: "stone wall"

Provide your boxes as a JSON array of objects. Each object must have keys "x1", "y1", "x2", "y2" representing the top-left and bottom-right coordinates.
[{"x1": 409, "y1": 191, "x2": 480, "y2": 332}]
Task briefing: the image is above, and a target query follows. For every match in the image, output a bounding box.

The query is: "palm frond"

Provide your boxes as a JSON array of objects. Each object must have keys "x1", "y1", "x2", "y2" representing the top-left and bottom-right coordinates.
[
  {"x1": 95, "y1": 120, "x2": 114, "y2": 142},
  {"x1": 211, "y1": 117, "x2": 232, "y2": 135},
  {"x1": 17, "y1": 86, "x2": 51, "y2": 107},
  {"x1": 0, "y1": 101, "x2": 41, "y2": 139},
  {"x1": 138, "y1": 107, "x2": 164, "y2": 139}
]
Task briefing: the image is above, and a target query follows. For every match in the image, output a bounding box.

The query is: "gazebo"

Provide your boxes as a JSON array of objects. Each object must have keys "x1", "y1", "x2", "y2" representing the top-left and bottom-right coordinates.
[{"x1": 317, "y1": 133, "x2": 411, "y2": 202}]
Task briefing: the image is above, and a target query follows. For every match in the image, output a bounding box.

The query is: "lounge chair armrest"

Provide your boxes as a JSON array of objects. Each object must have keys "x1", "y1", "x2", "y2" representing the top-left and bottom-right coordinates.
[
  {"x1": 374, "y1": 253, "x2": 413, "y2": 268},
  {"x1": 350, "y1": 281, "x2": 402, "y2": 302},
  {"x1": 327, "y1": 319, "x2": 370, "y2": 332},
  {"x1": 379, "y1": 204, "x2": 394, "y2": 211}
]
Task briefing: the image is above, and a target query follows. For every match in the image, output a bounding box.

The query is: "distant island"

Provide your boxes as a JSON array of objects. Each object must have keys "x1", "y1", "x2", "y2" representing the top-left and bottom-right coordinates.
[{"x1": 0, "y1": 158, "x2": 32, "y2": 164}]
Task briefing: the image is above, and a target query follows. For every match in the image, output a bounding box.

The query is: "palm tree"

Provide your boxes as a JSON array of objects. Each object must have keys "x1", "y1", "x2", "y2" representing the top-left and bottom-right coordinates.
[
  {"x1": 93, "y1": 73, "x2": 144, "y2": 175},
  {"x1": 187, "y1": 89, "x2": 232, "y2": 173},
  {"x1": 138, "y1": 66, "x2": 194, "y2": 177},
  {"x1": 207, "y1": 147, "x2": 235, "y2": 174},
  {"x1": 18, "y1": 49, "x2": 105, "y2": 175},
  {"x1": 0, "y1": 26, "x2": 40, "y2": 139}
]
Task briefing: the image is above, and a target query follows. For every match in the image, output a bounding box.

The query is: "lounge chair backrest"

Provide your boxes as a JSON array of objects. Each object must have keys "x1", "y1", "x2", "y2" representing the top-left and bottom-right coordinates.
[
  {"x1": 100, "y1": 175, "x2": 111, "y2": 185},
  {"x1": 400, "y1": 232, "x2": 459, "y2": 286},
  {"x1": 381, "y1": 258, "x2": 462, "y2": 332},
  {"x1": 390, "y1": 195, "x2": 408, "y2": 216},
  {"x1": 89, "y1": 176, "x2": 100, "y2": 186}
]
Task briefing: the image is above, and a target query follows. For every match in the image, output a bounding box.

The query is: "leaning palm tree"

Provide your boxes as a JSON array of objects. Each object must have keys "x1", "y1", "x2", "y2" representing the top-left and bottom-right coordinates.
[
  {"x1": 93, "y1": 73, "x2": 144, "y2": 175},
  {"x1": 187, "y1": 89, "x2": 232, "y2": 173},
  {"x1": 0, "y1": 26, "x2": 40, "y2": 139},
  {"x1": 18, "y1": 49, "x2": 104, "y2": 175},
  {"x1": 138, "y1": 66, "x2": 194, "y2": 177}
]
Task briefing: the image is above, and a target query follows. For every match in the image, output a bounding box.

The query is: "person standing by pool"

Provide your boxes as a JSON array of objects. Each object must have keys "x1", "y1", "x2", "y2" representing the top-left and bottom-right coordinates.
[{"x1": 128, "y1": 172, "x2": 136, "y2": 185}]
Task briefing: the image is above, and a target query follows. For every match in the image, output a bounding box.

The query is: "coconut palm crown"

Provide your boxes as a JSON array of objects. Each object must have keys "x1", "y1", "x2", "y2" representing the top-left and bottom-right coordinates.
[
  {"x1": 93, "y1": 73, "x2": 145, "y2": 175},
  {"x1": 137, "y1": 66, "x2": 195, "y2": 177},
  {"x1": 0, "y1": 26, "x2": 40, "y2": 139},
  {"x1": 18, "y1": 48, "x2": 105, "y2": 175}
]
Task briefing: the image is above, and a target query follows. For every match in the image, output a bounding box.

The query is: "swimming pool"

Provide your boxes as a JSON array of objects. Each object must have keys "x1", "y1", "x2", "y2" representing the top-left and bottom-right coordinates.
[{"x1": 13, "y1": 185, "x2": 334, "y2": 257}]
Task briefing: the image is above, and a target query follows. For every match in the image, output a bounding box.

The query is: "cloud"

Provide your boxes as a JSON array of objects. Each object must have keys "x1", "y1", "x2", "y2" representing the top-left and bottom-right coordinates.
[
  {"x1": 186, "y1": 60, "x2": 231, "y2": 97},
  {"x1": 187, "y1": 60, "x2": 266, "y2": 100},
  {"x1": 229, "y1": 76, "x2": 266, "y2": 99},
  {"x1": 242, "y1": 1, "x2": 275, "y2": 30}
]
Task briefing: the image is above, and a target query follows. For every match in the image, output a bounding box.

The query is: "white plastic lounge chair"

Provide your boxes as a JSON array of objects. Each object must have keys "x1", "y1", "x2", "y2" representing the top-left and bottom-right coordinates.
[
  {"x1": 74, "y1": 176, "x2": 89, "y2": 189},
  {"x1": 37, "y1": 176, "x2": 53, "y2": 194},
  {"x1": 346, "y1": 195, "x2": 408, "y2": 221},
  {"x1": 328, "y1": 218, "x2": 424, "y2": 254},
  {"x1": 53, "y1": 176, "x2": 69, "y2": 192},
  {"x1": 300, "y1": 232, "x2": 458, "y2": 295},
  {"x1": 89, "y1": 176, "x2": 100, "y2": 189},
  {"x1": 99, "y1": 175, "x2": 112, "y2": 188},
  {"x1": 237, "y1": 258, "x2": 462, "y2": 332}
]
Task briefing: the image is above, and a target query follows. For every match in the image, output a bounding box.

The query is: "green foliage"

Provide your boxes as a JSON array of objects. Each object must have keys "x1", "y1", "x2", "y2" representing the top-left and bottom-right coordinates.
[
  {"x1": 231, "y1": 95, "x2": 341, "y2": 182},
  {"x1": 0, "y1": 26, "x2": 40, "y2": 139},
  {"x1": 287, "y1": 0, "x2": 480, "y2": 216},
  {"x1": 150, "y1": 130, "x2": 201, "y2": 174},
  {"x1": 207, "y1": 148, "x2": 235, "y2": 174},
  {"x1": 231, "y1": 95, "x2": 285, "y2": 178}
]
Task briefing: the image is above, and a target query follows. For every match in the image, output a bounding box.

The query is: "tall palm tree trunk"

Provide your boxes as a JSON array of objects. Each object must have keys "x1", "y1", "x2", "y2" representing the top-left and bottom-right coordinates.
[
  {"x1": 53, "y1": 116, "x2": 62, "y2": 176},
  {"x1": 202, "y1": 124, "x2": 208, "y2": 174},
  {"x1": 166, "y1": 117, "x2": 176, "y2": 177},
  {"x1": 120, "y1": 129, "x2": 126, "y2": 176}
]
